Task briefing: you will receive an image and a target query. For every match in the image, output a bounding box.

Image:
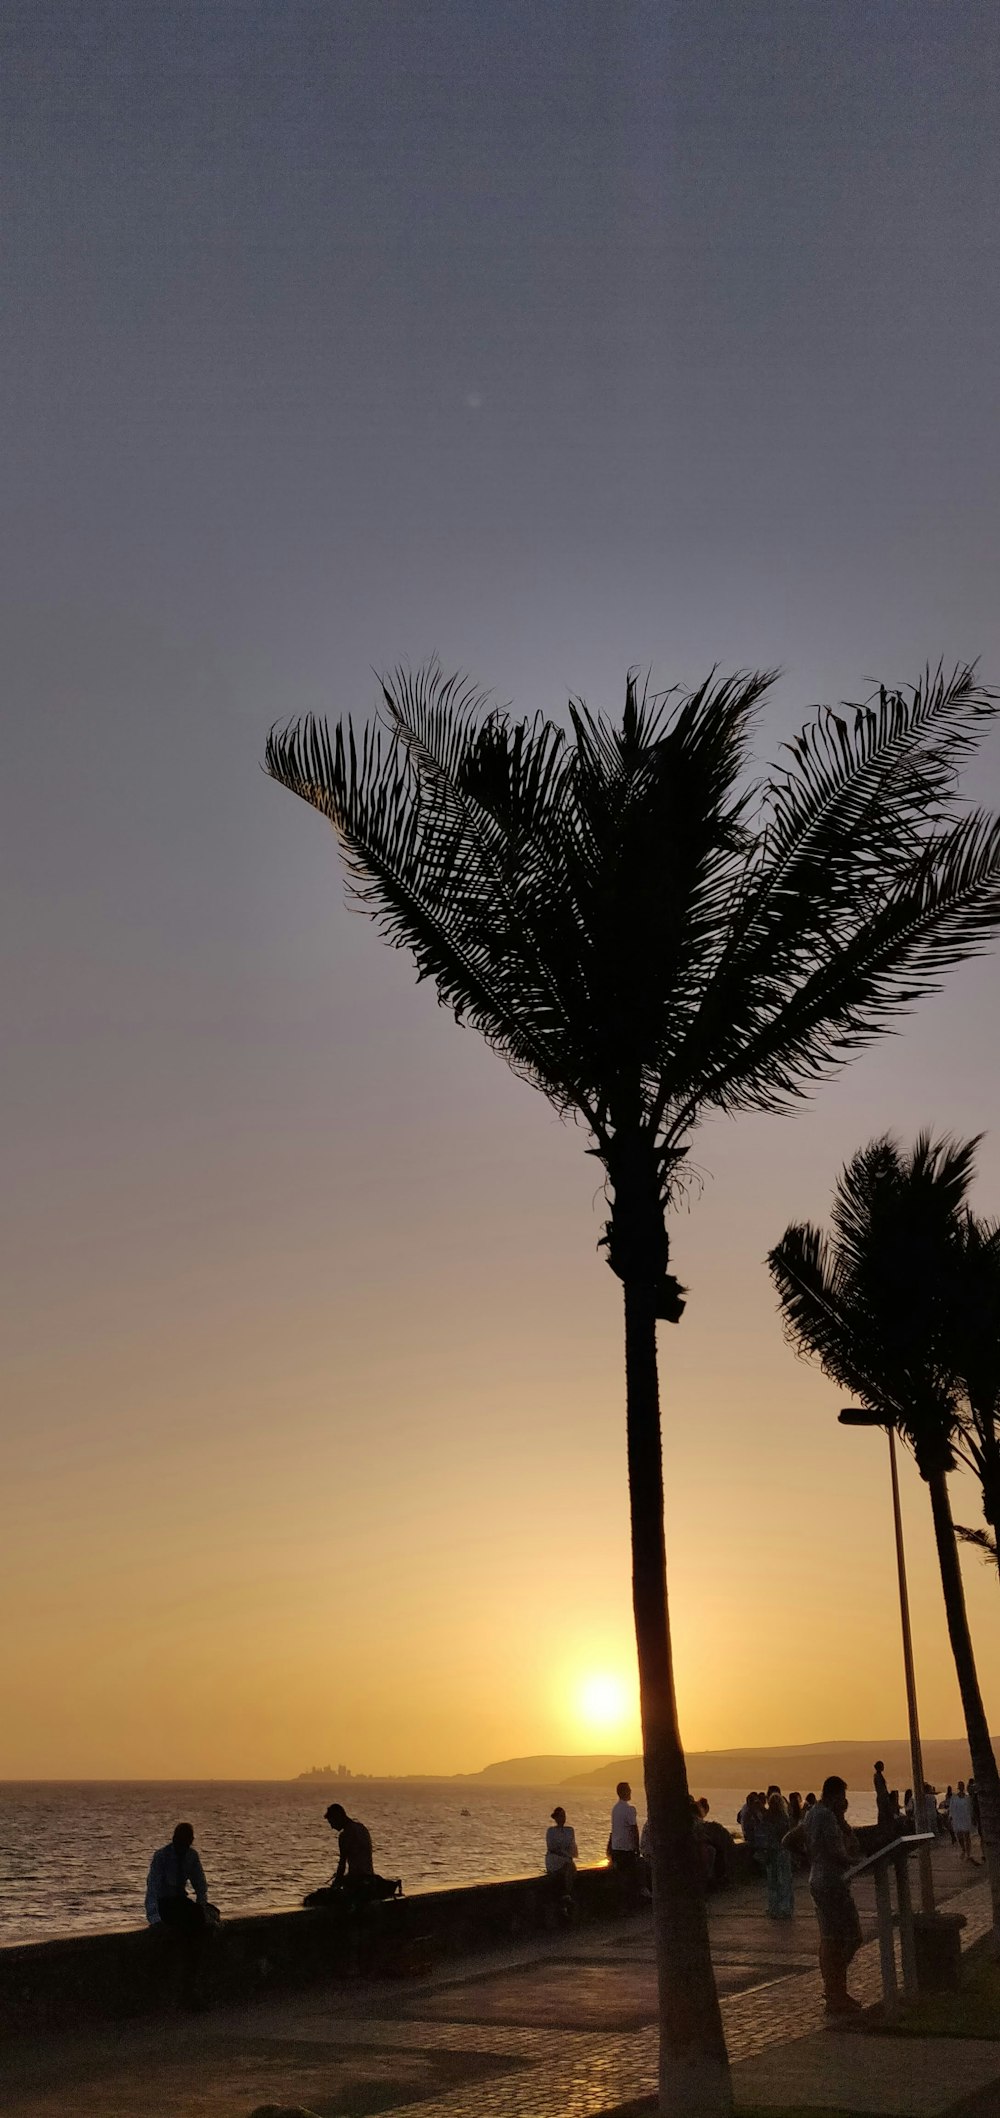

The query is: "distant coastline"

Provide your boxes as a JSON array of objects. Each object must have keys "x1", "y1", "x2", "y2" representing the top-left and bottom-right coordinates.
[{"x1": 290, "y1": 1738, "x2": 985, "y2": 1790}]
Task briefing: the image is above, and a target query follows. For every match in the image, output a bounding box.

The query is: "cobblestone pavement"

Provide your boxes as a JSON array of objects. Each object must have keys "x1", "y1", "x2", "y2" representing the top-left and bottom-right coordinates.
[
  {"x1": 347, "y1": 1860, "x2": 995, "y2": 2118},
  {"x1": 4, "y1": 1850, "x2": 994, "y2": 2116}
]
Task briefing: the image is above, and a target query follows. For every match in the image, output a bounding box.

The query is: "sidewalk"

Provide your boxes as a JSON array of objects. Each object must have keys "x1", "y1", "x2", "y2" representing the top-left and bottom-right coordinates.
[{"x1": 3, "y1": 1844, "x2": 995, "y2": 2116}]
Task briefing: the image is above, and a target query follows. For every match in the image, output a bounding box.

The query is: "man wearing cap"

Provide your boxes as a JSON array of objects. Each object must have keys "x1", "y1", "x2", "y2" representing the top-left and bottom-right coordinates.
[{"x1": 544, "y1": 1805, "x2": 579, "y2": 1919}]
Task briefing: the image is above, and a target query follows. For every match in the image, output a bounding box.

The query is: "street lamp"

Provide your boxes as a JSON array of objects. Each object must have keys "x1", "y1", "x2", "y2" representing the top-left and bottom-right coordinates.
[{"x1": 839, "y1": 1406, "x2": 936, "y2": 1915}]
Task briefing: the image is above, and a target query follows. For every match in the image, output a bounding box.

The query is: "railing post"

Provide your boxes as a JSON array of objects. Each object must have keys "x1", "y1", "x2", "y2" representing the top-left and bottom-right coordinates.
[
  {"x1": 873, "y1": 1863, "x2": 899, "y2": 2018},
  {"x1": 895, "y1": 1849, "x2": 918, "y2": 1997}
]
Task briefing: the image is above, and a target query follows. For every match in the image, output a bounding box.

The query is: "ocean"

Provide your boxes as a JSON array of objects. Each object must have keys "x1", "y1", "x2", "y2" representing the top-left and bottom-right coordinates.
[{"x1": 0, "y1": 1777, "x2": 879, "y2": 1949}]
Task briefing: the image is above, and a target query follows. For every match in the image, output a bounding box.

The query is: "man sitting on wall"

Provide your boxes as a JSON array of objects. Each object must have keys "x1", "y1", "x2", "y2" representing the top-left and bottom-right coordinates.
[{"x1": 303, "y1": 1803, "x2": 401, "y2": 1909}]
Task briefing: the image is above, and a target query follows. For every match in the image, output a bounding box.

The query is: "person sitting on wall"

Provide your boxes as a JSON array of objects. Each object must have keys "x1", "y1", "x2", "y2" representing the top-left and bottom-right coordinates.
[
  {"x1": 697, "y1": 1797, "x2": 735, "y2": 1887},
  {"x1": 145, "y1": 1821, "x2": 211, "y2": 1933},
  {"x1": 303, "y1": 1804, "x2": 401, "y2": 1909},
  {"x1": 144, "y1": 1822, "x2": 216, "y2": 2009}
]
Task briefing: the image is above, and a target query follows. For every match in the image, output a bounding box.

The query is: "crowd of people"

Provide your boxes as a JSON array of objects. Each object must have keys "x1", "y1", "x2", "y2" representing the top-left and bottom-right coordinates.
[
  {"x1": 542, "y1": 1779, "x2": 738, "y2": 1920},
  {"x1": 145, "y1": 1760, "x2": 983, "y2": 2016}
]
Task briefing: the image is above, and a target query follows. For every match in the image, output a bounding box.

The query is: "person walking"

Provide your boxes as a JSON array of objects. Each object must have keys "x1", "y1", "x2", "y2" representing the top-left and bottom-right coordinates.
[
  {"x1": 544, "y1": 1806, "x2": 578, "y2": 1919},
  {"x1": 785, "y1": 1775, "x2": 863, "y2": 2018}
]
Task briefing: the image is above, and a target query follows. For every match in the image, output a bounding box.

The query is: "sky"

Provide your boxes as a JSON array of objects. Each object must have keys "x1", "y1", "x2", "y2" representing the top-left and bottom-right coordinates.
[{"x1": 3, "y1": 0, "x2": 1000, "y2": 1780}]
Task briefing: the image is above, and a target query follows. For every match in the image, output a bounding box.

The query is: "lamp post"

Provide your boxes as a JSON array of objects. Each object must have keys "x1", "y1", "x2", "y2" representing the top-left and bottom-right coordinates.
[{"x1": 839, "y1": 1407, "x2": 936, "y2": 1915}]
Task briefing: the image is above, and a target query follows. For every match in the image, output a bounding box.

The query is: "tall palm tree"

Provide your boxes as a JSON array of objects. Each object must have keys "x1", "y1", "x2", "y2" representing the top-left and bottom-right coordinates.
[
  {"x1": 768, "y1": 1135, "x2": 1000, "y2": 1928},
  {"x1": 267, "y1": 663, "x2": 1000, "y2": 2115}
]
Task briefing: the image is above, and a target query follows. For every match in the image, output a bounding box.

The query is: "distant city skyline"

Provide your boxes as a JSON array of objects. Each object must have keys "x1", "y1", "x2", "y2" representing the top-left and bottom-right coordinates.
[{"x1": 3, "y1": 0, "x2": 1000, "y2": 1778}]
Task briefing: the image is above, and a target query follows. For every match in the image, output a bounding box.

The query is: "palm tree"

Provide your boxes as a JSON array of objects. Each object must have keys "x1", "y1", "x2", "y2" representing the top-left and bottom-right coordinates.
[
  {"x1": 768, "y1": 1134, "x2": 1000, "y2": 1928},
  {"x1": 951, "y1": 1212, "x2": 1000, "y2": 1565},
  {"x1": 267, "y1": 662, "x2": 1000, "y2": 2115}
]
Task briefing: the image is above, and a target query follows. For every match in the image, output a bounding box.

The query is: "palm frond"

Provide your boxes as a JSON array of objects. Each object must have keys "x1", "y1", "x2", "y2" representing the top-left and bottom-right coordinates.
[
  {"x1": 956, "y1": 1525, "x2": 1000, "y2": 1570},
  {"x1": 266, "y1": 659, "x2": 1000, "y2": 1184},
  {"x1": 265, "y1": 708, "x2": 595, "y2": 1119},
  {"x1": 665, "y1": 809, "x2": 1000, "y2": 1128},
  {"x1": 768, "y1": 1136, "x2": 970, "y2": 1471}
]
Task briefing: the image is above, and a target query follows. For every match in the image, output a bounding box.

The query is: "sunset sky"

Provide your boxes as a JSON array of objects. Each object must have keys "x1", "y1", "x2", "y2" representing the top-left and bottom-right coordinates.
[{"x1": 4, "y1": 1, "x2": 1000, "y2": 1780}]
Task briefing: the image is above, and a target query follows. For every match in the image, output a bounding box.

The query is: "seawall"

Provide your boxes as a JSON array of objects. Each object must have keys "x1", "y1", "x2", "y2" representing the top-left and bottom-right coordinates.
[{"x1": 0, "y1": 1828, "x2": 884, "y2": 2041}]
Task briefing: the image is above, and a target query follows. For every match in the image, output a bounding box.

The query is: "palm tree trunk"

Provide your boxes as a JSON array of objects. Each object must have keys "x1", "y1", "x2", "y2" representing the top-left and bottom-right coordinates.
[
  {"x1": 926, "y1": 1466, "x2": 1000, "y2": 1928},
  {"x1": 624, "y1": 1276, "x2": 732, "y2": 2115}
]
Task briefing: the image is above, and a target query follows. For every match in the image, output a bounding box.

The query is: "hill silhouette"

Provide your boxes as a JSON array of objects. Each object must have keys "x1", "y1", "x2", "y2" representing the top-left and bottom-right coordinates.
[
  {"x1": 563, "y1": 1739, "x2": 985, "y2": 1792},
  {"x1": 467, "y1": 1753, "x2": 619, "y2": 1784}
]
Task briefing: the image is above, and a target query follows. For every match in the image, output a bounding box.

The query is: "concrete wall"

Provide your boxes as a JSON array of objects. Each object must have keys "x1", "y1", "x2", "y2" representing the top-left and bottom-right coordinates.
[
  {"x1": 0, "y1": 1827, "x2": 886, "y2": 2042},
  {"x1": 0, "y1": 1866, "x2": 619, "y2": 2039}
]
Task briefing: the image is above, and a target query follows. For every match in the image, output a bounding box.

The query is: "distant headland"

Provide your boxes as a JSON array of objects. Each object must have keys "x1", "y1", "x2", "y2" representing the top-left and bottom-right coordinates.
[{"x1": 295, "y1": 1740, "x2": 981, "y2": 1789}]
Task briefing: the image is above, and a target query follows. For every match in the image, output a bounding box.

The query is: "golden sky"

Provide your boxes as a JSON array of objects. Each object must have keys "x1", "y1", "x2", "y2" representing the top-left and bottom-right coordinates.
[{"x1": 6, "y1": 891, "x2": 1000, "y2": 1779}]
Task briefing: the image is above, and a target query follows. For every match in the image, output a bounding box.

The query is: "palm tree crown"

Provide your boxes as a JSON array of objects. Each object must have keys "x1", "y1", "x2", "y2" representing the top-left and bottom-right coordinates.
[
  {"x1": 268, "y1": 662, "x2": 1000, "y2": 1274},
  {"x1": 768, "y1": 1132, "x2": 978, "y2": 1476}
]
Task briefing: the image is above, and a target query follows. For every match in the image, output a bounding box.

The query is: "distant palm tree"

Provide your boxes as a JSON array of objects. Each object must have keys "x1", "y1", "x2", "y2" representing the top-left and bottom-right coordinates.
[
  {"x1": 951, "y1": 1211, "x2": 1000, "y2": 1566},
  {"x1": 768, "y1": 1134, "x2": 1000, "y2": 1928},
  {"x1": 268, "y1": 663, "x2": 1000, "y2": 2115}
]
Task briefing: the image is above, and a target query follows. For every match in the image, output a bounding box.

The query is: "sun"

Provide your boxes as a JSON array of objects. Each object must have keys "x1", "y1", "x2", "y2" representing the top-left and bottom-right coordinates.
[{"x1": 576, "y1": 1671, "x2": 635, "y2": 1742}]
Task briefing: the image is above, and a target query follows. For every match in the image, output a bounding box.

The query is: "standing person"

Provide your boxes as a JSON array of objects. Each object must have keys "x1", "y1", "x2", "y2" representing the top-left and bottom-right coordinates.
[
  {"x1": 940, "y1": 1787, "x2": 957, "y2": 1844},
  {"x1": 737, "y1": 1792, "x2": 754, "y2": 1839},
  {"x1": 608, "y1": 1779, "x2": 640, "y2": 1905},
  {"x1": 949, "y1": 1782, "x2": 976, "y2": 1861},
  {"x1": 786, "y1": 1793, "x2": 807, "y2": 1870},
  {"x1": 873, "y1": 1760, "x2": 893, "y2": 1835},
  {"x1": 544, "y1": 1806, "x2": 578, "y2": 1919},
  {"x1": 743, "y1": 1792, "x2": 768, "y2": 1869},
  {"x1": 762, "y1": 1793, "x2": 794, "y2": 1919},
  {"x1": 785, "y1": 1775, "x2": 863, "y2": 2018}
]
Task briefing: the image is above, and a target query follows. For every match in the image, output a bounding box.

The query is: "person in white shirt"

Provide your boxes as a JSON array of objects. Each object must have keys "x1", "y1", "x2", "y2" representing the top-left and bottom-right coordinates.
[
  {"x1": 144, "y1": 1821, "x2": 213, "y2": 2010},
  {"x1": 948, "y1": 1782, "x2": 976, "y2": 1859},
  {"x1": 608, "y1": 1779, "x2": 640, "y2": 1905},
  {"x1": 145, "y1": 1822, "x2": 210, "y2": 1931},
  {"x1": 544, "y1": 1805, "x2": 578, "y2": 1918}
]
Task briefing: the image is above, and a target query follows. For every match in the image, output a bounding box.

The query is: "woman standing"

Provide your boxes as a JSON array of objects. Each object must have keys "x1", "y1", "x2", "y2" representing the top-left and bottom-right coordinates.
[
  {"x1": 762, "y1": 1792, "x2": 795, "y2": 1918},
  {"x1": 544, "y1": 1806, "x2": 579, "y2": 1918}
]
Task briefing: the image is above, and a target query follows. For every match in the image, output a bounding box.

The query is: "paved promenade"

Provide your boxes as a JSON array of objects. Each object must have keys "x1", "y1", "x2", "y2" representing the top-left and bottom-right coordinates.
[{"x1": 4, "y1": 1845, "x2": 996, "y2": 2117}]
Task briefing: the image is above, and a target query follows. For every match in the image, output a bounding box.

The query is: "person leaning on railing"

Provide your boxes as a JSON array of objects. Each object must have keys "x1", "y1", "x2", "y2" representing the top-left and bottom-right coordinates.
[{"x1": 784, "y1": 1775, "x2": 863, "y2": 2019}]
